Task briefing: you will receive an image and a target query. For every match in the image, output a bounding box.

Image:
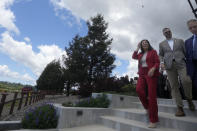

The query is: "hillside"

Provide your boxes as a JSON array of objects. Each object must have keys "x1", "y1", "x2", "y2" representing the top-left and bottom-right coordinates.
[{"x1": 0, "y1": 81, "x2": 33, "y2": 92}]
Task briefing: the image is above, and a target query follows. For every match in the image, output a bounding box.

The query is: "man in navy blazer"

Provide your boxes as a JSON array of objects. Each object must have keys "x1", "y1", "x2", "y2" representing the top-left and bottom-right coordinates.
[{"x1": 185, "y1": 19, "x2": 197, "y2": 100}]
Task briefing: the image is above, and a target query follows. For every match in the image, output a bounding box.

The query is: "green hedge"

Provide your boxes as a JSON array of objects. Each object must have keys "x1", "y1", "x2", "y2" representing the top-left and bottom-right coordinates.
[{"x1": 62, "y1": 94, "x2": 110, "y2": 108}]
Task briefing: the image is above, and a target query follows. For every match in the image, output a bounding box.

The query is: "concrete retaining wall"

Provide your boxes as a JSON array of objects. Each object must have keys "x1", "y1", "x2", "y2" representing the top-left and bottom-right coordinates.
[
  {"x1": 53, "y1": 93, "x2": 141, "y2": 129},
  {"x1": 54, "y1": 104, "x2": 111, "y2": 129},
  {"x1": 0, "y1": 121, "x2": 21, "y2": 131}
]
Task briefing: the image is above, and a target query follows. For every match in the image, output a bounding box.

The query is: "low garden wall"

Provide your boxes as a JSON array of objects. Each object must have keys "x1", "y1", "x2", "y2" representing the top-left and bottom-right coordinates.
[{"x1": 54, "y1": 104, "x2": 111, "y2": 129}]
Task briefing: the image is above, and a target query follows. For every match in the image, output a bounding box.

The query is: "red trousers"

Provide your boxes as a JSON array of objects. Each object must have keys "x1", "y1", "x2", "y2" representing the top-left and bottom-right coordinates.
[{"x1": 136, "y1": 67, "x2": 159, "y2": 123}]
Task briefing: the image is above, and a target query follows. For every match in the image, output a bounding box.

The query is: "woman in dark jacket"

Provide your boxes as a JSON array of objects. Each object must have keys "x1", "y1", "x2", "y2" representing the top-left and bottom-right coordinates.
[{"x1": 132, "y1": 39, "x2": 160, "y2": 128}]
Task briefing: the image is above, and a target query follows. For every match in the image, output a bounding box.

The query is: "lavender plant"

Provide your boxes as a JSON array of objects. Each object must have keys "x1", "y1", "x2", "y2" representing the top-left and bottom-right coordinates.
[{"x1": 22, "y1": 104, "x2": 58, "y2": 129}]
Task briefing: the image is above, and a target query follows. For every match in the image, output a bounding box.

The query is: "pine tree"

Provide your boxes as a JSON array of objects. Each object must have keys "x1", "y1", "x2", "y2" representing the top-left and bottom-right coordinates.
[
  {"x1": 86, "y1": 14, "x2": 115, "y2": 83},
  {"x1": 36, "y1": 60, "x2": 64, "y2": 92},
  {"x1": 64, "y1": 14, "x2": 115, "y2": 96},
  {"x1": 65, "y1": 35, "x2": 89, "y2": 83}
]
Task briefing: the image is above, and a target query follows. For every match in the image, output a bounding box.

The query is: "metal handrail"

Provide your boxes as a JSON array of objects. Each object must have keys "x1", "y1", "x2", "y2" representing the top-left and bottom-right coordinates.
[{"x1": 188, "y1": 0, "x2": 197, "y2": 18}]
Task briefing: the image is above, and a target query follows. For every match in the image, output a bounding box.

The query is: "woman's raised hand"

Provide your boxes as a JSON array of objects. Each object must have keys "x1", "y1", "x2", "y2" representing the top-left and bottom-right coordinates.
[{"x1": 136, "y1": 42, "x2": 141, "y2": 52}]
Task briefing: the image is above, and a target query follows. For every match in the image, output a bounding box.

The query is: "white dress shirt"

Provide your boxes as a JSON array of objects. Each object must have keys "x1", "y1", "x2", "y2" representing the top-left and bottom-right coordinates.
[
  {"x1": 167, "y1": 39, "x2": 174, "y2": 50},
  {"x1": 140, "y1": 52, "x2": 148, "y2": 67}
]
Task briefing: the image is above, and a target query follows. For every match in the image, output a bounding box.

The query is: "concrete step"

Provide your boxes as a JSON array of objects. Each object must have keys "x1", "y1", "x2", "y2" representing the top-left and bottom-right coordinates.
[
  {"x1": 100, "y1": 115, "x2": 179, "y2": 131},
  {"x1": 94, "y1": 93, "x2": 197, "y2": 108},
  {"x1": 10, "y1": 125, "x2": 116, "y2": 131},
  {"x1": 59, "y1": 125, "x2": 116, "y2": 131},
  {"x1": 10, "y1": 129, "x2": 57, "y2": 131},
  {"x1": 0, "y1": 121, "x2": 21, "y2": 131},
  {"x1": 117, "y1": 95, "x2": 197, "y2": 106},
  {"x1": 157, "y1": 99, "x2": 197, "y2": 106},
  {"x1": 130, "y1": 102, "x2": 197, "y2": 117},
  {"x1": 111, "y1": 108, "x2": 197, "y2": 131}
]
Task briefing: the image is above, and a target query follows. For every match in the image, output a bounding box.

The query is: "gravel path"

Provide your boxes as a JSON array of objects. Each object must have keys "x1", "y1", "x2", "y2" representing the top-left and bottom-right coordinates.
[
  {"x1": 0, "y1": 95, "x2": 80, "y2": 121},
  {"x1": 0, "y1": 93, "x2": 23, "y2": 102}
]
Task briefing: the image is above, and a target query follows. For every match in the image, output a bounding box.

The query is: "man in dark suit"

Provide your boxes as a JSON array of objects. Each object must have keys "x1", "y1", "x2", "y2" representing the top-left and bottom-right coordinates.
[{"x1": 185, "y1": 19, "x2": 197, "y2": 100}]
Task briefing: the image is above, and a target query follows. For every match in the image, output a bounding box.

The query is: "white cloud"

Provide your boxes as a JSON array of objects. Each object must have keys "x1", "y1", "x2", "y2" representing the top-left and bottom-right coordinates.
[
  {"x1": 0, "y1": 0, "x2": 19, "y2": 34},
  {"x1": 50, "y1": 0, "x2": 194, "y2": 77},
  {"x1": 111, "y1": 50, "x2": 131, "y2": 61},
  {"x1": 0, "y1": 65, "x2": 35, "y2": 84},
  {"x1": 126, "y1": 60, "x2": 138, "y2": 78},
  {"x1": 113, "y1": 59, "x2": 138, "y2": 79},
  {"x1": 24, "y1": 37, "x2": 30, "y2": 42},
  {"x1": 0, "y1": 32, "x2": 66, "y2": 77},
  {"x1": 0, "y1": 0, "x2": 66, "y2": 84}
]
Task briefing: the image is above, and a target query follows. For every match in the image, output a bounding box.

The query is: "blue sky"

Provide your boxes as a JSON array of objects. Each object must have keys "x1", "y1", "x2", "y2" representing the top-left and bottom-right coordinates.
[
  {"x1": 0, "y1": 0, "x2": 194, "y2": 85},
  {"x1": 0, "y1": 0, "x2": 88, "y2": 85}
]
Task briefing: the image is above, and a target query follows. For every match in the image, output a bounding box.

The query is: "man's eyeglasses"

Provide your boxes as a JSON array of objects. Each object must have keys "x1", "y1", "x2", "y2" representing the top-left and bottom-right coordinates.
[{"x1": 164, "y1": 30, "x2": 171, "y2": 34}]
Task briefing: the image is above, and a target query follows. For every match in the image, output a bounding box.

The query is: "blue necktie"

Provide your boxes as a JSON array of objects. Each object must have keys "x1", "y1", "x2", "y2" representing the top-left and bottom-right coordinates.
[{"x1": 193, "y1": 36, "x2": 197, "y2": 60}]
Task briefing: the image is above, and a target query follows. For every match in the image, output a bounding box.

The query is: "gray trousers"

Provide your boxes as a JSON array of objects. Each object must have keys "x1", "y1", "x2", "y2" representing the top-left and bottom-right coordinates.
[{"x1": 166, "y1": 61, "x2": 193, "y2": 107}]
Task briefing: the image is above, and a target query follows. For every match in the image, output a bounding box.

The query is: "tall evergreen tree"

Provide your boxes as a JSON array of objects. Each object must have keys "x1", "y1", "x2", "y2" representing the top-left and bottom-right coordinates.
[
  {"x1": 36, "y1": 60, "x2": 64, "y2": 92},
  {"x1": 64, "y1": 35, "x2": 90, "y2": 96},
  {"x1": 65, "y1": 35, "x2": 89, "y2": 83},
  {"x1": 86, "y1": 14, "x2": 115, "y2": 84},
  {"x1": 62, "y1": 68, "x2": 76, "y2": 96},
  {"x1": 64, "y1": 14, "x2": 115, "y2": 96}
]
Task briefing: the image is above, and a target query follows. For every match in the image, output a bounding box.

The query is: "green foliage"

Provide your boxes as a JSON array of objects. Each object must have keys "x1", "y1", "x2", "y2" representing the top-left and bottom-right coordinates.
[
  {"x1": 62, "y1": 69, "x2": 76, "y2": 96},
  {"x1": 62, "y1": 101, "x2": 74, "y2": 107},
  {"x1": 78, "y1": 83, "x2": 92, "y2": 97},
  {"x1": 64, "y1": 14, "x2": 115, "y2": 97},
  {"x1": 121, "y1": 84, "x2": 137, "y2": 96},
  {"x1": 22, "y1": 104, "x2": 58, "y2": 129},
  {"x1": 121, "y1": 84, "x2": 136, "y2": 92},
  {"x1": 85, "y1": 14, "x2": 115, "y2": 80},
  {"x1": 36, "y1": 60, "x2": 64, "y2": 92},
  {"x1": 64, "y1": 36, "x2": 89, "y2": 84},
  {"x1": 0, "y1": 81, "x2": 33, "y2": 92},
  {"x1": 93, "y1": 75, "x2": 135, "y2": 95},
  {"x1": 110, "y1": 84, "x2": 137, "y2": 96},
  {"x1": 62, "y1": 94, "x2": 110, "y2": 108}
]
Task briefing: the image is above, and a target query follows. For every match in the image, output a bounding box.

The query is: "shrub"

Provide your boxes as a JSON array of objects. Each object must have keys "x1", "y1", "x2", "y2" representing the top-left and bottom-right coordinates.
[
  {"x1": 62, "y1": 101, "x2": 74, "y2": 107},
  {"x1": 121, "y1": 84, "x2": 135, "y2": 92},
  {"x1": 119, "y1": 84, "x2": 137, "y2": 96},
  {"x1": 22, "y1": 104, "x2": 58, "y2": 129},
  {"x1": 62, "y1": 94, "x2": 110, "y2": 108},
  {"x1": 78, "y1": 84, "x2": 92, "y2": 97}
]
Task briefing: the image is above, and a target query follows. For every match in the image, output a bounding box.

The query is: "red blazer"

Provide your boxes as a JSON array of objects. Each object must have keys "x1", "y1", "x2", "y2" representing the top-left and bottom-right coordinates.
[{"x1": 132, "y1": 50, "x2": 160, "y2": 77}]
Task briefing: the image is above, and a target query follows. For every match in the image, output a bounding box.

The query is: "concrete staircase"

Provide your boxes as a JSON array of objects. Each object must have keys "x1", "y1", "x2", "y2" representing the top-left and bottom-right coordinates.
[
  {"x1": 55, "y1": 95, "x2": 197, "y2": 131},
  {"x1": 10, "y1": 95, "x2": 197, "y2": 131},
  {"x1": 97, "y1": 99, "x2": 197, "y2": 131}
]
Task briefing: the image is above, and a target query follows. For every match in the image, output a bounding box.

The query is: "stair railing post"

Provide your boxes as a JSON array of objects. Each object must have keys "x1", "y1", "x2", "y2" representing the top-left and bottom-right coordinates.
[
  {"x1": 9, "y1": 92, "x2": 18, "y2": 114},
  {"x1": 0, "y1": 93, "x2": 8, "y2": 117},
  {"x1": 18, "y1": 92, "x2": 24, "y2": 110}
]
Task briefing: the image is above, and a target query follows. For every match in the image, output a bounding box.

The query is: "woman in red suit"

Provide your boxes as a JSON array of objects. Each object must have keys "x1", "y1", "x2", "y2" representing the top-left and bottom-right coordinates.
[{"x1": 132, "y1": 39, "x2": 160, "y2": 128}]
